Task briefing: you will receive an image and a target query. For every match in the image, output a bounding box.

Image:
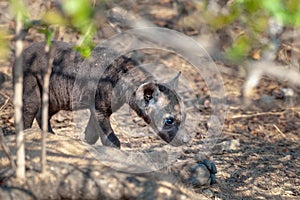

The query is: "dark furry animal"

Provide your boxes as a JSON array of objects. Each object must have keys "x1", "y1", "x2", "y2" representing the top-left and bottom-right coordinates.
[{"x1": 16, "y1": 41, "x2": 189, "y2": 148}]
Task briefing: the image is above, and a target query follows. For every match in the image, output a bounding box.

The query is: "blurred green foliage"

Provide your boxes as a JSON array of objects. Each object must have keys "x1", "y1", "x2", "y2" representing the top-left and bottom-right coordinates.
[
  {"x1": 0, "y1": 31, "x2": 9, "y2": 61},
  {"x1": 199, "y1": 0, "x2": 300, "y2": 62},
  {"x1": 7, "y1": 0, "x2": 300, "y2": 62},
  {"x1": 10, "y1": 0, "x2": 30, "y2": 21},
  {"x1": 8, "y1": 0, "x2": 105, "y2": 58},
  {"x1": 60, "y1": 0, "x2": 96, "y2": 57},
  {"x1": 2, "y1": 0, "x2": 29, "y2": 61}
]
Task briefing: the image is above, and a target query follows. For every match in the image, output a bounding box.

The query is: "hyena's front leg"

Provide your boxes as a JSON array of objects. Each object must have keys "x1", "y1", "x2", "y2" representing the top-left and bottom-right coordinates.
[
  {"x1": 85, "y1": 109, "x2": 120, "y2": 148},
  {"x1": 97, "y1": 116, "x2": 121, "y2": 148}
]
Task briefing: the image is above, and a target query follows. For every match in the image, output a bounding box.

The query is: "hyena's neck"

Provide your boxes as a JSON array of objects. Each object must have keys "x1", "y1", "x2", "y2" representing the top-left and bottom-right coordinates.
[
  {"x1": 107, "y1": 55, "x2": 154, "y2": 110},
  {"x1": 123, "y1": 67, "x2": 154, "y2": 103},
  {"x1": 107, "y1": 58, "x2": 153, "y2": 100}
]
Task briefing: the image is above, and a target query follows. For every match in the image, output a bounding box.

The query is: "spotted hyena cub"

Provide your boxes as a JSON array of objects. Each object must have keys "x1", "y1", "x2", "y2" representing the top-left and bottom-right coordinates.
[{"x1": 16, "y1": 41, "x2": 190, "y2": 148}]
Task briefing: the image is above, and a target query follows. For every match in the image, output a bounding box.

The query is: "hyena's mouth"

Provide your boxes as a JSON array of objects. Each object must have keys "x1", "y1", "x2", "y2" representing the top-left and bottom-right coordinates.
[
  {"x1": 157, "y1": 126, "x2": 190, "y2": 146},
  {"x1": 158, "y1": 130, "x2": 177, "y2": 143}
]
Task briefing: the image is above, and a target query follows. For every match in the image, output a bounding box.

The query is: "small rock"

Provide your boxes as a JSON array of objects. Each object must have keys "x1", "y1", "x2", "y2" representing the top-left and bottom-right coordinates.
[
  {"x1": 203, "y1": 189, "x2": 214, "y2": 197},
  {"x1": 183, "y1": 148, "x2": 192, "y2": 154},
  {"x1": 285, "y1": 168, "x2": 297, "y2": 178},
  {"x1": 125, "y1": 142, "x2": 132, "y2": 148},
  {"x1": 281, "y1": 88, "x2": 294, "y2": 97},
  {"x1": 158, "y1": 186, "x2": 172, "y2": 196},
  {"x1": 133, "y1": 117, "x2": 142, "y2": 123},
  {"x1": 213, "y1": 139, "x2": 240, "y2": 152},
  {"x1": 61, "y1": 168, "x2": 68, "y2": 175},
  {"x1": 91, "y1": 171, "x2": 100, "y2": 177},
  {"x1": 278, "y1": 155, "x2": 292, "y2": 162}
]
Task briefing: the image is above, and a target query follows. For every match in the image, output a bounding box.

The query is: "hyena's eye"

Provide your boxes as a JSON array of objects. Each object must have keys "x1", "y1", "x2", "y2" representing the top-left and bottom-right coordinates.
[{"x1": 164, "y1": 116, "x2": 175, "y2": 126}]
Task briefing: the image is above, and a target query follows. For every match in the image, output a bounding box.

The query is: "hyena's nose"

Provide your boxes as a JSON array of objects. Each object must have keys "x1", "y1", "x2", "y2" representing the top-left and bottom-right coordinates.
[
  {"x1": 170, "y1": 128, "x2": 191, "y2": 146},
  {"x1": 180, "y1": 129, "x2": 191, "y2": 144}
]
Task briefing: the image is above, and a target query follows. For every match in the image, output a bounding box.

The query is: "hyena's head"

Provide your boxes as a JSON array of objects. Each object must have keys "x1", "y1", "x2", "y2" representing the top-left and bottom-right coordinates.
[{"x1": 130, "y1": 72, "x2": 190, "y2": 146}]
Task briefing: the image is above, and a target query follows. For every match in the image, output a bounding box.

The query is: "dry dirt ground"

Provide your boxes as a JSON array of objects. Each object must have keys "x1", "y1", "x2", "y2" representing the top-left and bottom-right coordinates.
[{"x1": 1, "y1": 0, "x2": 300, "y2": 199}]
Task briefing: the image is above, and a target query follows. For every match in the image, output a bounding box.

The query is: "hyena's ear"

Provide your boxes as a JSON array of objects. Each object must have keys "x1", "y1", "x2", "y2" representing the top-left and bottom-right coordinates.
[
  {"x1": 135, "y1": 81, "x2": 159, "y2": 107},
  {"x1": 166, "y1": 71, "x2": 181, "y2": 90}
]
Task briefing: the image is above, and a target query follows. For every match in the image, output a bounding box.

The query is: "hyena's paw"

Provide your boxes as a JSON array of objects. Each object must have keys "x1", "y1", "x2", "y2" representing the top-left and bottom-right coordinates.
[
  {"x1": 102, "y1": 133, "x2": 121, "y2": 148},
  {"x1": 200, "y1": 159, "x2": 217, "y2": 184},
  {"x1": 187, "y1": 159, "x2": 217, "y2": 187}
]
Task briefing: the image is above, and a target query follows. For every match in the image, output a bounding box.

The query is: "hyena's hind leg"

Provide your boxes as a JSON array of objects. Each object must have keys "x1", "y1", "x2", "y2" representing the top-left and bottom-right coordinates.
[
  {"x1": 22, "y1": 75, "x2": 55, "y2": 133},
  {"x1": 22, "y1": 76, "x2": 41, "y2": 130},
  {"x1": 83, "y1": 109, "x2": 100, "y2": 144},
  {"x1": 35, "y1": 108, "x2": 56, "y2": 134}
]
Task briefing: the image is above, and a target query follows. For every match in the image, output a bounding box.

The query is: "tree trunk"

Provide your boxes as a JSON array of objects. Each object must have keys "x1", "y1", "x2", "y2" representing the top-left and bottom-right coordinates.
[{"x1": 13, "y1": 13, "x2": 25, "y2": 181}]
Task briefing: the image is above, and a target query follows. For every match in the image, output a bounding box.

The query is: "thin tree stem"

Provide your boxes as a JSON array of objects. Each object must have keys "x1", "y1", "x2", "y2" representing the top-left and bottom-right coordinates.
[
  {"x1": 14, "y1": 12, "x2": 25, "y2": 181},
  {"x1": 41, "y1": 28, "x2": 59, "y2": 174}
]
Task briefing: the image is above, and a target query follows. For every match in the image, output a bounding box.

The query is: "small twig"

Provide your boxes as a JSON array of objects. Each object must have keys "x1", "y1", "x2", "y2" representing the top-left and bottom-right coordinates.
[
  {"x1": 273, "y1": 124, "x2": 286, "y2": 138},
  {"x1": 222, "y1": 130, "x2": 247, "y2": 137},
  {"x1": 0, "y1": 91, "x2": 11, "y2": 100},
  {"x1": 76, "y1": 24, "x2": 94, "y2": 47},
  {"x1": 230, "y1": 111, "x2": 283, "y2": 119},
  {"x1": 0, "y1": 128, "x2": 16, "y2": 172},
  {"x1": 41, "y1": 27, "x2": 60, "y2": 174},
  {"x1": 230, "y1": 106, "x2": 300, "y2": 120},
  {"x1": 0, "y1": 98, "x2": 9, "y2": 112}
]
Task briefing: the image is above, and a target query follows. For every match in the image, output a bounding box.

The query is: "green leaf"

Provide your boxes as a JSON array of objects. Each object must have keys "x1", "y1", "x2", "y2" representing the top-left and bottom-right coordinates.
[
  {"x1": 285, "y1": 0, "x2": 300, "y2": 13},
  {"x1": 62, "y1": 0, "x2": 93, "y2": 32},
  {"x1": 74, "y1": 45, "x2": 92, "y2": 58},
  {"x1": 225, "y1": 35, "x2": 251, "y2": 62},
  {"x1": 42, "y1": 11, "x2": 66, "y2": 26},
  {"x1": 243, "y1": 0, "x2": 262, "y2": 13},
  {"x1": 262, "y1": 0, "x2": 282, "y2": 14},
  {"x1": 45, "y1": 29, "x2": 53, "y2": 46},
  {"x1": 250, "y1": 15, "x2": 268, "y2": 33}
]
